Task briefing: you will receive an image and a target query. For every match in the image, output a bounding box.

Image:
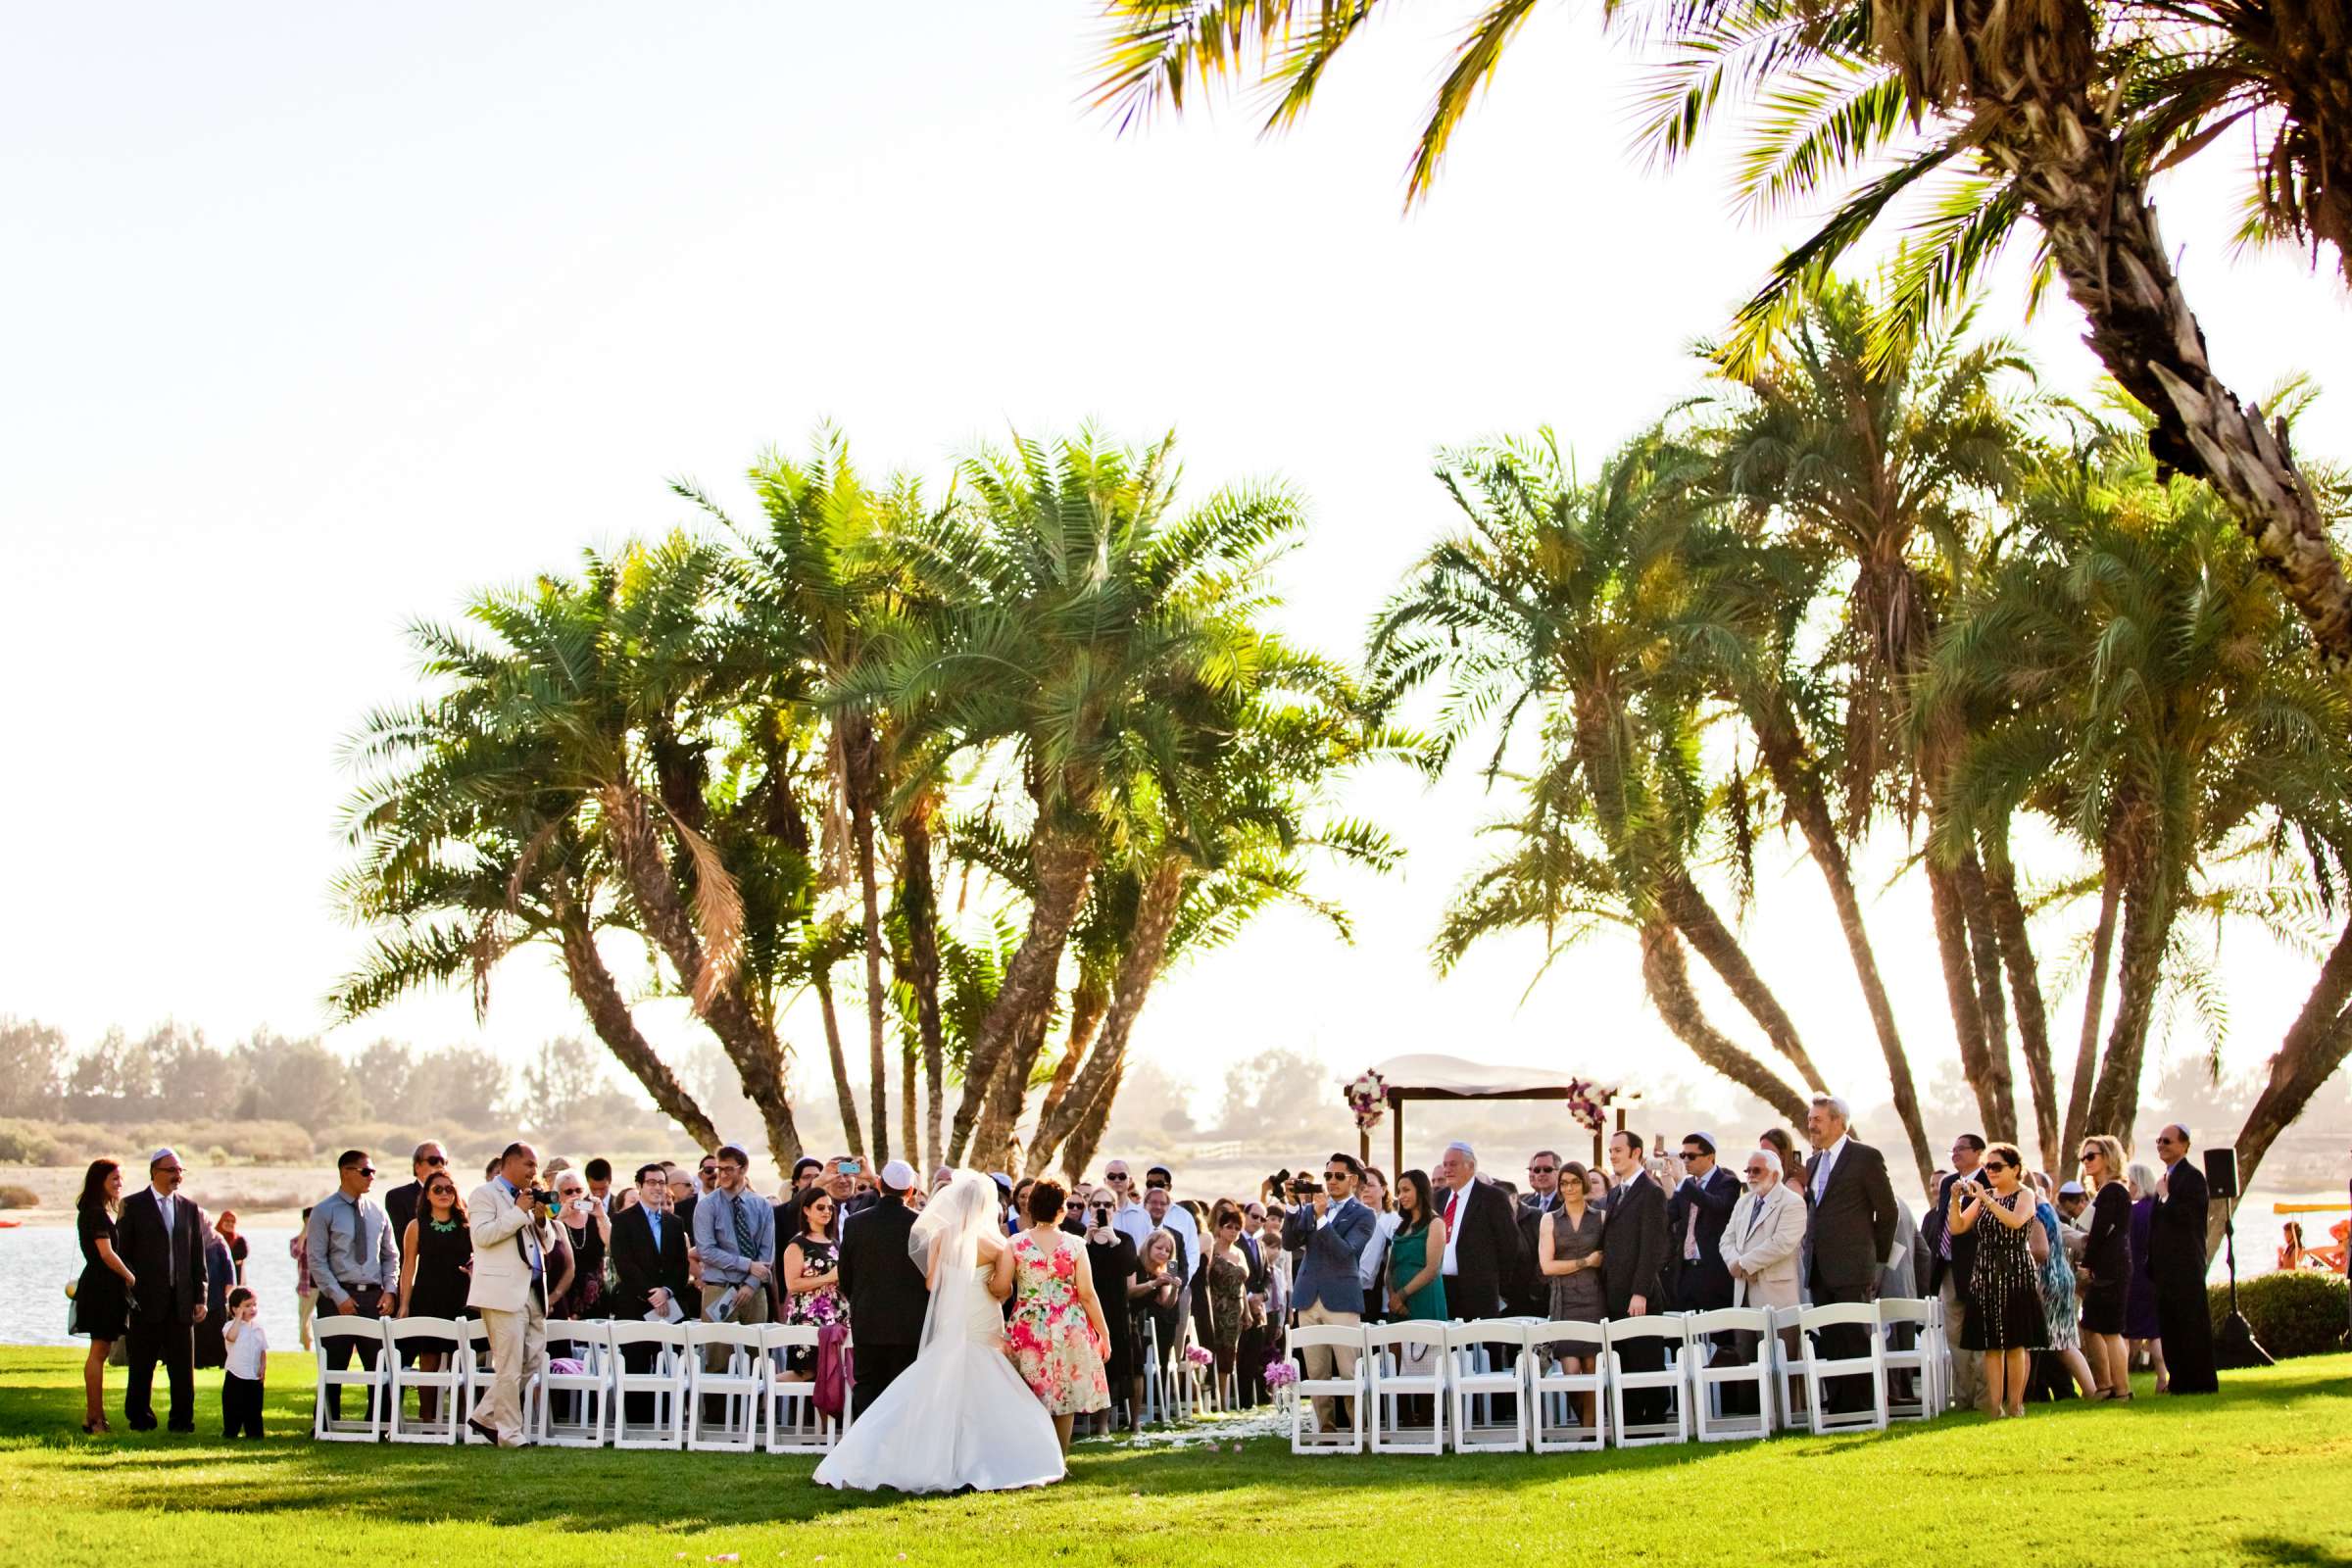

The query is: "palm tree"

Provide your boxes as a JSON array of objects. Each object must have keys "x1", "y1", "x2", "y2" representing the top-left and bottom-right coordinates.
[
  {"x1": 1704, "y1": 282, "x2": 2040, "y2": 1148},
  {"x1": 1087, "y1": 0, "x2": 2352, "y2": 663},
  {"x1": 1371, "y1": 428, "x2": 1821, "y2": 1124},
  {"x1": 845, "y1": 428, "x2": 1308, "y2": 1165},
  {"x1": 1925, "y1": 401, "x2": 2352, "y2": 1152}
]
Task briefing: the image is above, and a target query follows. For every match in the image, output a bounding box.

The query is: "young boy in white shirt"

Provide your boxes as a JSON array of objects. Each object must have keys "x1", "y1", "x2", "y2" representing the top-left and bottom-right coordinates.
[{"x1": 221, "y1": 1287, "x2": 268, "y2": 1438}]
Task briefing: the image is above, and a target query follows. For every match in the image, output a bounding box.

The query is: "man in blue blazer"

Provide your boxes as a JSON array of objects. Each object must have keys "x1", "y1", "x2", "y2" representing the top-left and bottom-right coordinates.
[{"x1": 1282, "y1": 1152, "x2": 1375, "y2": 1433}]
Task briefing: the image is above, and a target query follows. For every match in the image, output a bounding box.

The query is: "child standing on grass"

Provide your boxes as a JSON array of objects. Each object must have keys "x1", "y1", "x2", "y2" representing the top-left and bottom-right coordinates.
[{"x1": 221, "y1": 1287, "x2": 268, "y2": 1438}]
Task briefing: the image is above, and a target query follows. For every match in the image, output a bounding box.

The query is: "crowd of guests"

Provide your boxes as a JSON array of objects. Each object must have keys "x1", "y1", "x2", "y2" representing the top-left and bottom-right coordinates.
[{"x1": 64, "y1": 1099, "x2": 2229, "y2": 1441}]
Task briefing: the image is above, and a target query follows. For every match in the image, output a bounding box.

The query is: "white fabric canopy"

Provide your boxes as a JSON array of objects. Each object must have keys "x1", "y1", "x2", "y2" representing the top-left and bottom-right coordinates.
[{"x1": 1367, "y1": 1054, "x2": 1610, "y2": 1098}]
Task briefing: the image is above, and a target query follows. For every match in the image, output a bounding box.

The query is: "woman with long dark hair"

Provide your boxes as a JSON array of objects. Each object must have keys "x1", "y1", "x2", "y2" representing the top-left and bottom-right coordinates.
[
  {"x1": 72, "y1": 1158, "x2": 134, "y2": 1434},
  {"x1": 396, "y1": 1169, "x2": 473, "y2": 1418},
  {"x1": 1383, "y1": 1170, "x2": 1447, "y2": 1322}
]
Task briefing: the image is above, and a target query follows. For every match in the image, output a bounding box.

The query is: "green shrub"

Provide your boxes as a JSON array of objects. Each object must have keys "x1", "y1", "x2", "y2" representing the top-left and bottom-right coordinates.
[
  {"x1": 0, "y1": 1120, "x2": 60, "y2": 1163},
  {"x1": 0, "y1": 1184, "x2": 37, "y2": 1209},
  {"x1": 2210, "y1": 1270, "x2": 2350, "y2": 1359}
]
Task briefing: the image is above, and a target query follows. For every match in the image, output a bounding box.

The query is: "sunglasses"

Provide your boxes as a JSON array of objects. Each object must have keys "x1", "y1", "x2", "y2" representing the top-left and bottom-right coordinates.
[
  {"x1": 1322, "y1": 1172, "x2": 1348, "y2": 1183},
  {"x1": 1145, "y1": 1178, "x2": 1171, "y2": 1190},
  {"x1": 351, "y1": 1166, "x2": 377, "y2": 1178},
  {"x1": 1528, "y1": 1164, "x2": 1556, "y2": 1175},
  {"x1": 1983, "y1": 1160, "x2": 2011, "y2": 1172},
  {"x1": 423, "y1": 1155, "x2": 447, "y2": 1167},
  {"x1": 1065, "y1": 1199, "x2": 1086, "y2": 1210},
  {"x1": 1104, "y1": 1172, "x2": 1130, "y2": 1182}
]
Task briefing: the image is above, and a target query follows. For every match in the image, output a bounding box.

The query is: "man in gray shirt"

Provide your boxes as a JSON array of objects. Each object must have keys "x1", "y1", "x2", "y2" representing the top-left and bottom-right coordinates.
[
  {"x1": 690, "y1": 1143, "x2": 775, "y2": 1325},
  {"x1": 306, "y1": 1149, "x2": 401, "y2": 1422}
]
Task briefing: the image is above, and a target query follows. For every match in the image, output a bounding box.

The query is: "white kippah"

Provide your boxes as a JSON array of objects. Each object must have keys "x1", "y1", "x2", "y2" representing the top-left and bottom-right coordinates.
[
  {"x1": 149, "y1": 1147, "x2": 178, "y2": 1168},
  {"x1": 879, "y1": 1159, "x2": 917, "y2": 1190}
]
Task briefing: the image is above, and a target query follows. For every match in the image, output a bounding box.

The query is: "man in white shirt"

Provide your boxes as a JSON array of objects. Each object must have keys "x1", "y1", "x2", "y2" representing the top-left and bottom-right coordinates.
[{"x1": 1104, "y1": 1159, "x2": 1152, "y2": 1252}]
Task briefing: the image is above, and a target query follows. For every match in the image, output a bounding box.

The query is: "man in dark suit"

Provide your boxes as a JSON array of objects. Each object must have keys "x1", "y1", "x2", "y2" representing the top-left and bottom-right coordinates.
[
  {"x1": 382, "y1": 1140, "x2": 447, "y2": 1244},
  {"x1": 1667, "y1": 1133, "x2": 1741, "y2": 1312},
  {"x1": 2149, "y1": 1124, "x2": 2219, "y2": 1394},
  {"x1": 1803, "y1": 1096, "x2": 1899, "y2": 1412},
  {"x1": 1508, "y1": 1151, "x2": 1564, "y2": 1316},
  {"x1": 1925, "y1": 1133, "x2": 1987, "y2": 1411},
  {"x1": 1600, "y1": 1129, "x2": 1672, "y2": 1420},
  {"x1": 837, "y1": 1160, "x2": 928, "y2": 1417},
  {"x1": 117, "y1": 1148, "x2": 208, "y2": 1432},
  {"x1": 610, "y1": 1162, "x2": 695, "y2": 1426},
  {"x1": 1434, "y1": 1141, "x2": 1521, "y2": 1320}
]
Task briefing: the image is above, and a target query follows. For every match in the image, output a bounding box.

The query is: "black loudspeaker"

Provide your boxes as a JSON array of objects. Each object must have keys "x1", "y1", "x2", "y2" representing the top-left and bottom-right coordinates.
[{"x1": 2204, "y1": 1148, "x2": 2239, "y2": 1200}]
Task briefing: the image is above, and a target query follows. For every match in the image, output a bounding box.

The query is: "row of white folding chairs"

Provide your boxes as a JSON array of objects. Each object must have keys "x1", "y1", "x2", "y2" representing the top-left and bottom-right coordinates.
[
  {"x1": 311, "y1": 1315, "x2": 852, "y2": 1452},
  {"x1": 1287, "y1": 1297, "x2": 1948, "y2": 1455}
]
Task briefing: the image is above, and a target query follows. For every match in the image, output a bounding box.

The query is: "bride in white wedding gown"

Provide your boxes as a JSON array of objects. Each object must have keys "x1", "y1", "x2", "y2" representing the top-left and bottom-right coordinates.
[{"x1": 812, "y1": 1169, "x2": 1065, "y2": 1493}]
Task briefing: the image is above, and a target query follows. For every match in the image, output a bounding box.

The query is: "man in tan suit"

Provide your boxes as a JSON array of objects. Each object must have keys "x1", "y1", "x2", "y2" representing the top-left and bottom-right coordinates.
[
  {"x1": 467, "y1": 1141, "x2": 554, "y2": 1446},
  {"x1": 1721, "y1": 1148, "x2": 1808, "y2": 1311}
]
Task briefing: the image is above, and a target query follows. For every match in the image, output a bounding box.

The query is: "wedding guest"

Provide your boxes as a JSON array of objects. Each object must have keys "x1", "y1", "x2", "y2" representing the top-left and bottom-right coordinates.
[
  {"x1": 1385, "y1": 1169, "x2": 1448, "y2": 1322},
  {"x1": 1128, "y1": 1230, "x2": 1184, "y2": 1416},
  {"x1": 1802, "y1": 1097, "x2": 1898, "y2": 1413},
  {"x1": 384, "y1": 1142, "x2": 447, "y2": 1242},
  {"x1": 194, "y1": 1212, "x2": 233, "y2": 1370},
  {"x1": 1601, "y1": 1130, "x2": 1671, "y2": 1420},
  {"x1": 837, "y1": 1161, "x2": 927, "y2": 1418},
  {"x1": 1721, "y1": 1148, "x2": 1807, "y2": 1311},
  {"x1": 1509, "y1": 1151, "x2": 1562, "y2": 1315},
  {"x1": 1759, "y1": 1128, "x2": 1807, "y2": 1200},
  {"x1": 549, "y1": 1169, "x2": 610, "y2": 1319},
  {"x1": 214, "y1": 1286, "x2": 266, "y2": 1439},
  {"x1": 309, "y1": 1149, "x2": 402, "y2": 1422},
  {"x1": 291, "y1": 1206, "x2": 317, "y2": 1351},
  {"x1": 1951, "y1": 1140, "x2": 2045, "y2": 1417},
  {"x1": 118, "y1": 1148, "x2": 206, "y2": 1433},
  {"x1": 1009, "y1": 1180, "x2": 1112, "y2": 1455},
  {"x1": 1533, "y1": 1159, "x2": 1603, "y2": 1429},
  {"x1": 2034, "y1": 1183, "x2": 2099, "y2": 1398},
  {"x1": 1060, "y1": 1188, "x2": 1090, "y2": 1237},
  {"x1": 2124, "y1": 1161, "x2": 2167, "y2": 1390},
  {"x1": 1142, "y1": 1164, "x2": 1200, "y2": 1280},
  {"x1": 396, "y1": 1167, "x2": 473, "y2": 1418},
  {"x1": 1200, "y1": 1200, "x2": 1252, "y2": 1398},
  {"x1": 2076, "y1": 1135, "x2": 2134, "y2": 1397},
  {"x1": 1355, "y1": 1166, "x2": 1399, "y2": 1321},
  {"x1": 1582, "y1": 1166, "x2": 1612, "y2": 1203},
  {"x1": 692, "y1": 1144, "x2": 776, "y2": 1330},
  {"x1": 1256, "y1": 1203, "x2": 1292, "y2": 1324},
  {"x1": 778, "y1": 1187, "x2": 846, "y2": 1380},
  {"x1": 1928, "y1": 1133, "x2": 1989, "y2": 1412},
  {"x1": 466, "y1": 1142, "x2": 555, "y2": 1446},
  {"x1": 1434, "y1": 1141, "x2": 1519, "y2": 1319},
  {"x1": 1082, "y1": 1192, "x2": 1139, "y2": 1433},
  {"x1": 611, "y1": 1162, "x2": 693, "y2": 1425},
  {"x1": 1284, "y1": 1152, "x2": 1374, "y2": 1432},
  {"x1": 583, "y1": 1157, "x2": 614, "y2": 1214},
  {"x1": 213, "y1": 1209, "x2": 250, "y2": 1289},
  {"x1": 2148, "y1": 1124, "x2": 2219, "y2": 1394},
  {"x1": 72, "y1": 1158, "x2": 133, "y2": 1435},
  {"x1": 1668, "y1": 1133, "x2": 1740, "y2": 1312}
]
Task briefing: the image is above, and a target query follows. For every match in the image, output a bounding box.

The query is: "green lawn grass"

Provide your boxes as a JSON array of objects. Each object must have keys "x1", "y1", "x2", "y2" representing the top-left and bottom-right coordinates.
[{"x1": 2, "y1": 1348, "x2": 2347, "y2": 1567}]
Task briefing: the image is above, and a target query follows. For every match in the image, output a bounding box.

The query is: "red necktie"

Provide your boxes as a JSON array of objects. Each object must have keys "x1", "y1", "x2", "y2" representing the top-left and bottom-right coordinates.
[{"x1": 1445, "y1": 1190, "x2": 1460, "y2": 1231}]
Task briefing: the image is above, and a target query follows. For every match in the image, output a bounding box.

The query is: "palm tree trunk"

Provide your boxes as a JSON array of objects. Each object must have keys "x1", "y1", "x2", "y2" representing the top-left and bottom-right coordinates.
[
  {"x1": 1990, "y1": 98, "x2": 2352, "y2": 661},
  {"x1": 812, "y1": 965, "x2": 864, "y2": 1160},
  {"x1": 1033, "y1": 968, "x2": 1109, "y2": 1140},
  {"x1": 1028, "y1": 857, "x2": 1186, "y2": 1175},
  {"x1": 2085, "y1": 863, "x2": 2174, "y2": 1150},
  {"x1": 601, "y1": 781, "x2": 803, "y2": 1166},
  {"x1": 1637, "y1": 916, "x2": 1810, "y2": 1127},
  {"x1": 1955, "y1": 853, "x2": 2019, "y2": 1143},
  {"x1": 2061, "y1": 836, "x2": 2124, "y2": 1165},
  {"x1": 1984, "y1": 845, "x2": 2061, "y2": 1175},
  {"x1": 897, "y1": 809, "x2": 948, "y2": 1169},
  {"x1": 1059, "y1": 1053, "x2": 1127, "y2": 1185},
  {"x1": 1926, "y1": 859, "x2": 2010, "y2": 1142},
  {"x1": 552, "y1": 897, "x2": 719, "y2": 1152},
  {"x1": 2225, "y1": 911, "x2": 2352, "y2": 1250},
  {"x1": 975, "y1": 1002, "x2": 1054, "y2": 1170},
  {"x1": 850, "y1": 748, "x2": 891, "y2": 1166},
  {"x1": 1750, "y1": 705, "x2": 1932, "y2": 1187},
  {"x1": 1658, "y1": 868, "x2": 1828, "y2": 1093},
  {"x1": 947, "y1": 821, "x2": 1096, "y2": 1164}
]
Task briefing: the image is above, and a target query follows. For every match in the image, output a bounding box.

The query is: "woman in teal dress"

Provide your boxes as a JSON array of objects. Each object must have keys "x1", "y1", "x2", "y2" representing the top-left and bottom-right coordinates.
[{"x1": 1383, "y1": 1169, "x2": 1448, "y2": 1321}]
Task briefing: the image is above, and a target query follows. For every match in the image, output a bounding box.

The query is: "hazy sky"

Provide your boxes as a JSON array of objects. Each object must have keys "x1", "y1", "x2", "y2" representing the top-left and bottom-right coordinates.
[{"x1": 8, "y1": 2, "x2": 2350, "y2": 1137}]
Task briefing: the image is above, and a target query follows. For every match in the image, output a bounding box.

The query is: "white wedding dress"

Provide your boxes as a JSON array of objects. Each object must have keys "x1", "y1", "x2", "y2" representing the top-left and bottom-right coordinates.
[{"x1": 812, "y1": 1172, "x2": 1064, "y2": 1494}]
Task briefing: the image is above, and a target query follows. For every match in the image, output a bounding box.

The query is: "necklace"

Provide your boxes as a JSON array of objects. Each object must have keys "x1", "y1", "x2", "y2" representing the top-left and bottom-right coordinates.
[{"x1": 428, "y1": 1217, "x2": 459, "y2": 1233}]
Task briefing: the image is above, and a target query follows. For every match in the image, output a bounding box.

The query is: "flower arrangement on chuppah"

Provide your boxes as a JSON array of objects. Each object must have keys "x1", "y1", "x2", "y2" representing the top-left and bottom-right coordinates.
[
  {"x1": 1563, "y1": 1078, "x2": 1618, "y2": 1134},
  {"x1": 1342, "y1": 1068, "x2": 1389, "y2": 1130}
]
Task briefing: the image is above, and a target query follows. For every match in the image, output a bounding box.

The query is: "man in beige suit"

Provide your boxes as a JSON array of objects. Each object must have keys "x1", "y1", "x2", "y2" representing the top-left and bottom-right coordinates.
[
  {"x1": 1721, "y1": 1148, "x2": 1808, "y2": 1311},
  {"x1": 466, "y1": 1141, "x2": 554, "y2": 1446}
]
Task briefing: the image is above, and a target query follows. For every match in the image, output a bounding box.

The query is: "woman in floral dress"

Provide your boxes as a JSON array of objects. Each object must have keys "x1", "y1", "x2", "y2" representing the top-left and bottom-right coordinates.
[
  {"x1": 1006, "y1": 1179, "x2": 1111, "y2": 1454},
  {"x1": 780, "y1": 1190, "x2": 847, "y2": 1377}
]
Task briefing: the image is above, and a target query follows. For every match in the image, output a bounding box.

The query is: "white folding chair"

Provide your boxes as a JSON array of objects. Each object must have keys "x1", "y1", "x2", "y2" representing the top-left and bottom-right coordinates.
[
  {"x1": 1140, "y1": 1317, "x2": 1167, "y2": 1425},
  {"x1": 1878, "y1": 1298, "x2": 1938, "y2": 1421},
  {"x1": 385, "y1": 1316, "x2": 466, "y2": 1444},
  {"x1": 1446, "y1": 1320, "x2": 1528, "y2": 1453},
  {"x1": 760, "y1": 1324, "x2": 847, "y2": 1454},
  {"x1": 1796, "y1": 1301, "x2": 1889, "y2": 1434},
  {"x1": 1604, "y1": 1317, "x2": 1690, "y2": 1447},
  {"x1": 1365, "y1": 1320, "x2": 1447, "y2": 1454},
  {"x1": 312, "y1": 1316, "x2": 390, "y2": 1442},
  {"x1": 686, "y1": 1321, "x2": 766, "y2": 1451},
  {"x1": 1527, "y1": 1322, "x2": 1608, "y2": 1452},
  {"x1": 1926, "y1": 1294, "x2": 1954, "y2": 1412},
  {"x1": 1686, "y1": 1307, "x2": 1775, "y2": 1443},
  {"x1": 1769, "y1": 1305, "x2": 1809, "y2": 1432},
  {"x1": 1169, "y1": 1325, "x2": 1209, "y2": 1419},
  {"x1": 536, "y1": 1319, "x2": 613, "y2": 1446},
  {"x1": 1288, "y1": 1323, "x2": 1366, "y2": 1454},
  {"x1": 608, "y1": 1320, "x2": 690, "y2": 1449},
  {"x1": 457, "y1": 1317, "x2": 542, "y2": 1443}
]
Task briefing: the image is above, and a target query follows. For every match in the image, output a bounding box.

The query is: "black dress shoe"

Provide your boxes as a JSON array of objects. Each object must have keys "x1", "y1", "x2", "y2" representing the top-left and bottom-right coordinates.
[
  {"x1": 127, "y1": 1420, "x2": 158, "y2": 1432},
  {"x1": 466, "y1": 1417, "x2": 501, "y2": 1444}
]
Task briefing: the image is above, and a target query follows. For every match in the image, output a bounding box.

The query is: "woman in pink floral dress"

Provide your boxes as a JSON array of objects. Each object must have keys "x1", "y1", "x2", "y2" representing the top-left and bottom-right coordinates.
[{"x1": 1006, "y1": 1180, "x2": 1111, "y2": 1454}]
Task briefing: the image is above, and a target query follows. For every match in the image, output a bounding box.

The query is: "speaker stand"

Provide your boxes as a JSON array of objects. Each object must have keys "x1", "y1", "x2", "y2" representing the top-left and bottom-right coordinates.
[{"x1": 2213, "y1": 1194, "x2": 2273, "y2": 1371}]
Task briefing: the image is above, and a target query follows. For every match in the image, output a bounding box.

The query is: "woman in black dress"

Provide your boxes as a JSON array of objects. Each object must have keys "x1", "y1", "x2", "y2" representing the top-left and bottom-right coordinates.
[
  {"x1": 1082, "y1": 1194, "x2": 1137, "y2": 1434},
  {"x1": 194, "y1": 1215, "x2": 233, "y2": 1370},
  {"x1": 214, "y1": 1209, "x2": 251, "y2": 1289},
  {"x1": 72, "y1": 1159, "x2": 134, "y2": 1435},
  {"x1": 2075, "y1": 1134, "x2": 2134, "y2": 1399},
  {"x1": 397, "y1": 1171, "x2": 474, "y2": 1416},
  {"x1": 1950, "y1": 1141, "x2": 2047, "y2": 1418},
  {"x1": 548, "y1": 1170, "x2": 609, "y2": 1319}
]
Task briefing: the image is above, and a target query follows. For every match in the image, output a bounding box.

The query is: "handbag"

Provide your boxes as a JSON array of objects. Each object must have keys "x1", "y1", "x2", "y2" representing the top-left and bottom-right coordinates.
[
  {"x1": 2027, "y1": 1204, "x2": 2052, "y2": 1265},
  {"x1": 65, "y1": 1279, "x2": 78, "y2": 1337},
  {"x1": 813, "y1": 1323, "x2": 854, "y2": 1419}
]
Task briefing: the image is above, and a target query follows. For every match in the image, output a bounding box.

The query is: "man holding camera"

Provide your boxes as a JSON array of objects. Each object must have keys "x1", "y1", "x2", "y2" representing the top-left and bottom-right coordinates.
[
  {"x1": 1282, "y1": 1152, "x2": 1375, "y2": 1434},
  {"x1": 466, "y1": 1142, "x2": 556, "y2": 1446}
]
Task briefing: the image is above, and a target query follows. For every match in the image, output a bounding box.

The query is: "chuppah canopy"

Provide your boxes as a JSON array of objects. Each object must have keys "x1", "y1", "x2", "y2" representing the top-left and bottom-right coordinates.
[{"x1": 1344, "y1": 1054, "x2": 1634, "y2": 1175}]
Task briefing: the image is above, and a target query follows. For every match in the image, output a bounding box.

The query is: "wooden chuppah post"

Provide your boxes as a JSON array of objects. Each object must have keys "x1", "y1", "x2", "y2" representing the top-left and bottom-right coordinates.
[{"x1": 1392, "y1": 1093, "x2": 1404, "y2": 1182}]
